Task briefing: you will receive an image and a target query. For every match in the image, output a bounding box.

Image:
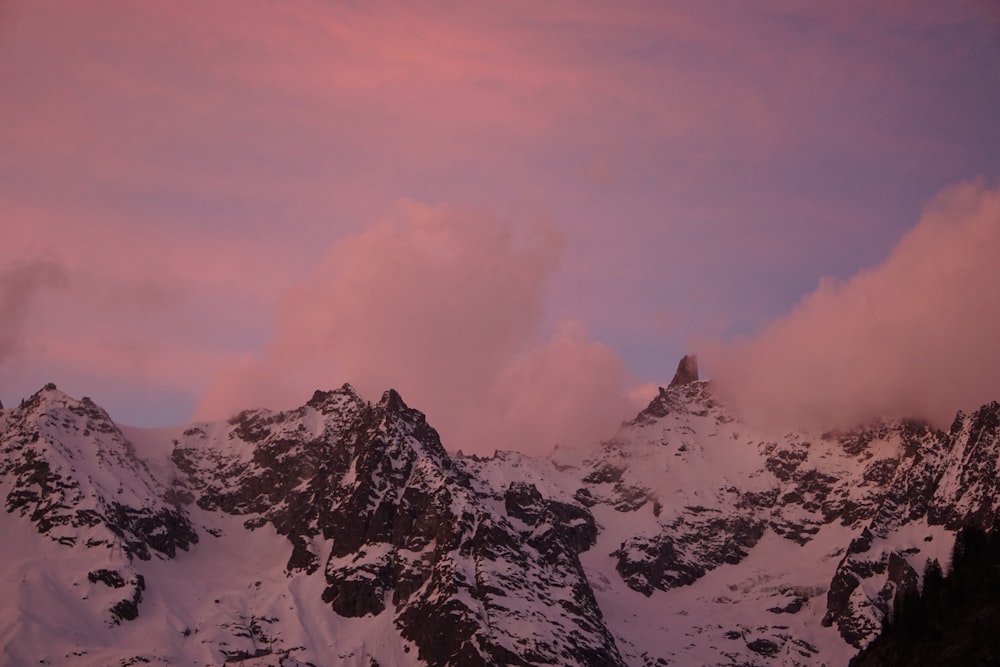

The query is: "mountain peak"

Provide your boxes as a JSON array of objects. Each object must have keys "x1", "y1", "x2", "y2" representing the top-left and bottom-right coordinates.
[
  {"x1": 18, "y1": 382, "x2": 77, "y2": 414},
  {"x1": 9, "y1": 375, "x2": 1000, "y2": 666},
  {"x1": 301, "y1": 384, "x2": 373, "y2": 422},
  {"x1": 668, "y1": 354, "x2": 699, "y2": 387},
  {"x1": 379, "y1": 387, "x2": 407, "y2": 411}
]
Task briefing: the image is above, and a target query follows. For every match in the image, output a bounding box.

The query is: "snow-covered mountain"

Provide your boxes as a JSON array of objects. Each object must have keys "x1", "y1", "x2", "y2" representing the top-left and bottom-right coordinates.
[{"x1": 1, "y1": 358, "x2": 998, "y2": 666}]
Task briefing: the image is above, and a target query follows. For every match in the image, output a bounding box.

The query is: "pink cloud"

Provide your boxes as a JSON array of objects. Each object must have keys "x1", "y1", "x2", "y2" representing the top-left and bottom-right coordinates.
[
  {"x1": 703, "y1": 181, "x2": 1000, "y2": 430},
  {"x1": 0, "y1": 200, "x2": 306, "y2": 410},
  {"x1": 198, "y1": 203, "x2": 638, "y2": 455},
  {"x1": 482, "y1": 321, "x2": 639, "y2": 454},
  {"x1": 0, "y1": 259, "x2": 65, "y2": 370},
  {"x1": 2, "y1": 0, "x2": 994, "y2": 434}
]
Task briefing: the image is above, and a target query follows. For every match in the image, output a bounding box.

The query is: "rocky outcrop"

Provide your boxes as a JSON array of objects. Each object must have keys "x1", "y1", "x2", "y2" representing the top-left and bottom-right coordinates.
[
  {"x1": 577, "y1": 364, "x2": 1000, "y2": 657},
  {"x1": 615, "y1": 511, "x2": 766, "y2": 595},
  {"x1": 171, "y1": 385, "x2": 624, "y2": 667},
  {"x1": 0, "y1": 385, "x2": 198, "y2": 560},
  {"x1": 818, "y1": 410, "x2": 1000, "y2": 649},
  {"x1": 0, "y1": 386, "x2": 198, "y2": 626},
  {"x1": 668, "y1": 354, "x2": 699, "y2": 387},
  {"x1": 928, "y1": 402, "x2": 1000, "y2": 529}
]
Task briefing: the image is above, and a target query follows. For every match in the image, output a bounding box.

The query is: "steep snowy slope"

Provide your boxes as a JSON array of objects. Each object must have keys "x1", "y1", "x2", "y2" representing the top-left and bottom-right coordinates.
[
  {"x1": 0, "y1": 385, "x2": 620, "y2": 666},
  {"x1": 1, "y1": 365, "x2": 999, "y2": 666},
  {"x1": 464, "y1": 374, "x2": 864, "y2": 666},
  {"x1": 463, "y1": 357, "x2": 996, "y2": 665},
  {"x1": 548, "y1": 380, "x2": 956, "y2": 665}
]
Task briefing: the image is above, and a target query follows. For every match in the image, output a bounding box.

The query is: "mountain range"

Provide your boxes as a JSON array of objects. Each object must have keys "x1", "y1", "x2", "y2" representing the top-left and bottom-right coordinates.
[{"x1": 1, "y1": 356, "x2": 998, "y2": 666}]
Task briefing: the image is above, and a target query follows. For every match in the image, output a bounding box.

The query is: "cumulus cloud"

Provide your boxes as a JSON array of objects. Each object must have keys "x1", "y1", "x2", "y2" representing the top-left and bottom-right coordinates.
[
  {"x1": 482, "y1": 321, "x2": 635, "y2": 453},
  {"x1": 0, "y1": 259, "x2": 65, "y2": 368},
  {"x1": 703, "y1": 181, "x2": 1000, "y2": 431},
  {"x1": 198, "y1": 203, "x2": 639, "y2": 455}
]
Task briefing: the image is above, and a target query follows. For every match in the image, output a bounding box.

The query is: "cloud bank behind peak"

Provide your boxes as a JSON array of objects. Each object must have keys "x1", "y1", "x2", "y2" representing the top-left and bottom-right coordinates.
[
  {"x1": 703, "y1": 181, "x2": 1000, "y2": 431},
  {"x1": 197, "y1": 203, "x2": 640, "y2": 455}
]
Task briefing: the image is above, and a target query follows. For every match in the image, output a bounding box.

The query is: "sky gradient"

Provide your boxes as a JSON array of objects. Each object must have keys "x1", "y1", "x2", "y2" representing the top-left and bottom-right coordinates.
[{"x1": 2, "y1": 1, "x2": 999, "y2": 454}]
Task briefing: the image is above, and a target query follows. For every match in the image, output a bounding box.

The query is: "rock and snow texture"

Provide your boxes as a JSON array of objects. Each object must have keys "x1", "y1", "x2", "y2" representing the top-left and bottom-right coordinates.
[
  {"x1": 0, "y1": 378, "x2": 999, "y2": 665},
  {"x1": 0, "y1": 385, "x2": 620, "y2": 666}
]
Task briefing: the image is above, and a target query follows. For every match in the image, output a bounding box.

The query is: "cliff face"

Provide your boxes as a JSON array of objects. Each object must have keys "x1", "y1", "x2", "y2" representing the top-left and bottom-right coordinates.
[
  {"x1": 849, "y1": 523, "x2": 1000, "y2": 667},
  {"x1": 170, "y1": 385, "x2": 621, "y2": 666},
  {"x1": 0, "y1": 384, "x2": 620, "y2": 666},
  {"x1": 1, "y1": 379, "x2": 998, "y2": 666}
]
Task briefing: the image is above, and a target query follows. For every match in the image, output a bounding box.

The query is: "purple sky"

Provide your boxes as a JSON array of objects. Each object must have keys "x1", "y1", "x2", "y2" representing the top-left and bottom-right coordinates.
[{"x1": 2, "y1": 1, "x2": 999, "y2": 453}]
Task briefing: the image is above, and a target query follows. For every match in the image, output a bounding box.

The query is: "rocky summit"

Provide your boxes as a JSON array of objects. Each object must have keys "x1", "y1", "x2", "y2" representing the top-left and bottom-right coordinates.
[{"x1": 1, "y1": 371, "x2": 999, "y2": 666}]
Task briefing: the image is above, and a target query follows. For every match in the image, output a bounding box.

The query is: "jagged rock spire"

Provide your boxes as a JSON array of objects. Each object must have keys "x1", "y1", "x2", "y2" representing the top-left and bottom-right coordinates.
[{"x1": 669, "y1": 354, "x2": 699, "y2": 387}]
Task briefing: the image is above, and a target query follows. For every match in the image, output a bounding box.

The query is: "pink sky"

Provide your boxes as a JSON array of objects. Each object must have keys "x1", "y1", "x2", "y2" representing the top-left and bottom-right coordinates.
[{"x1": 2, "y1": 1, "x2": 998, "y2": 453}]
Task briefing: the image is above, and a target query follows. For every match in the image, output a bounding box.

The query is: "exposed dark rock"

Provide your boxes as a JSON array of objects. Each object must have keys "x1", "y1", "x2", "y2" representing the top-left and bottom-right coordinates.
[
  {"x1": 0, "y1": 387, "x2": 199, "y2": 562},
  {"x1": 169, "y1": 386, "x2": 624, "y2": 666},
  {"x1": 768, "y1": 596, "x2": 806, "y2": 614},
  {"x1": 850, "y1": 525, "x2": 1000, "y2": 667},
  {"x1": 505, "y1": 482, "x2": 546, "y2": 524},
  {"x1": 574, "y1": 487, "x2": 597, "y2": 507},
  {"x1": 929, "y1": 402, "x2": 1000, "y2": 530},
  {"x1": 547, "y1": 499, "x2": 598, "y2": 554},
  {"x1": 322, "y1": 554, "x2": 393, "y2": 617},
  {"x1": 746, "y1": 638, "x2": 781, "y2": 657},
  {"x1": 88, "y1": 569, "x2": 126, "y2": 588},
  {"x1": 884, "y1": 552, "x2": 919, "y2": 615},
  {"x1": 668, "y1": 354, "x2": 699, "y2": 387},
  {"x1": 628, "y1": 376, "x2": 716, "y2": 427},
  {"x1": 104, "y1": 502, "x2": 199, "y2": 560},
  {"x1": 764, "y1": 446, "x2": 809, "y2": 482},
  {"x1": 633, "y1": 388, "x2": 671, "y2": 423},
  {"x1": 582, "y1": 464, "x2": 624, "y2": 485},
  {"x1": 110, "y1": 575, "x2": 145, "y2": 624},
  {"x1": 616, "y1": 514, "x2": 765, "y2": 595}
]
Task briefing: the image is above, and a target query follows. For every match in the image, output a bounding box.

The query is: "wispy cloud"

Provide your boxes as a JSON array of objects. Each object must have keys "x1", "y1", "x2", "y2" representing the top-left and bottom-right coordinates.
[{"x1": 0, "y1": 259, "x2": 66, "y2": 369}]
